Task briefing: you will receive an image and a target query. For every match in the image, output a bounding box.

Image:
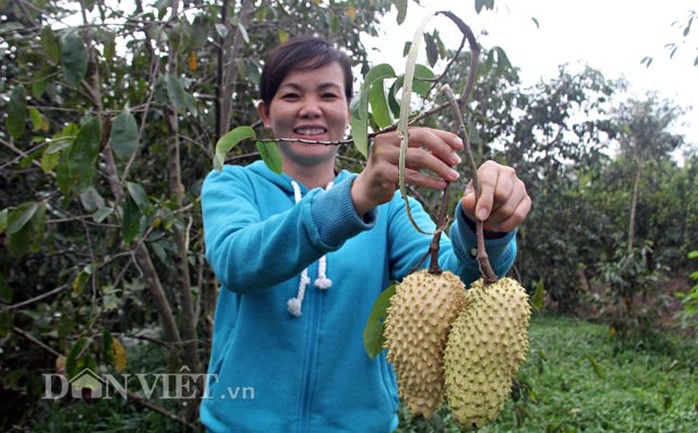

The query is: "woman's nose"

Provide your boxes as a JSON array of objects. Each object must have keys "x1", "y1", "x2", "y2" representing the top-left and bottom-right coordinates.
[{"x1": 299, "y1": 97, "x2": 322, "y2": 118}]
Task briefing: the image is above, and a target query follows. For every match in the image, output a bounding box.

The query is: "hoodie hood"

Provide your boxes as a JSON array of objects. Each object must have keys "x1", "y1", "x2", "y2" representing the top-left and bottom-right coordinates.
[{"x1": 246, "y1": 160, "x2": 351, "y2": 195}]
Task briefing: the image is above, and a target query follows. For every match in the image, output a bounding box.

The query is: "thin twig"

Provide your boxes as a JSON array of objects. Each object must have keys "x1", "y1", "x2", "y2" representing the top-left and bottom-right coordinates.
[
  {"x1": 13, "y1": 326, "x2": 62, "y2": 357},
  {"x1": 2, "y1": 285, "x2": 69, "y2": 311}
]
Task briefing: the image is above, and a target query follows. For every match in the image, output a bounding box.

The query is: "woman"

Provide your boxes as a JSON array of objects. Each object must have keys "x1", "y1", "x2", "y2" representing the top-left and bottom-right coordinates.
[{"x1": 200, "y1": 36, "x2": 530, "y2": 432}]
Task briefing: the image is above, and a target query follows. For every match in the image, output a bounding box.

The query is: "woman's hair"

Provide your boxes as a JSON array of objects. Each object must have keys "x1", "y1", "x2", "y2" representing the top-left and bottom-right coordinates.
[{"x1": 259, "y1": 36, "x2": 353, "y2": 107}]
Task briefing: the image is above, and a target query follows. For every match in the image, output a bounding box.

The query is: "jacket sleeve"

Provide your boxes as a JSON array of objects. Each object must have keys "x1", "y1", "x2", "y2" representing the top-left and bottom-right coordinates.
[
  {"x1": 386, "y1": 194, "x2": 517, "y2": 286},
  {"x1": 201, "y1": 168, "x2": 375, "y2": 294}
]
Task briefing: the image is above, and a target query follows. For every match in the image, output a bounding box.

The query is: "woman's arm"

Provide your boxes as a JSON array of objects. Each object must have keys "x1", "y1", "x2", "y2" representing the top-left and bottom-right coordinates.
[{"x1": 201, "y1": 166, "x2": 374, "y2": 294}]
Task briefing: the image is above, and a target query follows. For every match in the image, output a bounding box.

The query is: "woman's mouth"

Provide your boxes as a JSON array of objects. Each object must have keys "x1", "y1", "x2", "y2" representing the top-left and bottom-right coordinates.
[{"x1": 294, "y1": 127, "x2": 327, "y2": 137}]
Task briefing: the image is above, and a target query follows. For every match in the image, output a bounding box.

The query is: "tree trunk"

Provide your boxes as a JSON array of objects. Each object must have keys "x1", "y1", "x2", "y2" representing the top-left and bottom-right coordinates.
[
  {"x1": 628, "y1": 161, "x2": 642, "y2": 251},
  {"x1": 215, "y1": 0, "x2": 255, "y2": 140}
]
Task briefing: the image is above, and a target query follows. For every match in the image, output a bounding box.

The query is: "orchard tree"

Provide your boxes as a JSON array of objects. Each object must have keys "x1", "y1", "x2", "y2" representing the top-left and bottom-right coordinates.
[
  {"x1": 613, "y1": 94, "x2": 684, "y2": 250},
  {"x1": 0, "y1": 0, "x2": 401, "y2": 427},
  {"x1": 501, "y1": 66, "x2": 620, "y2": 313}
]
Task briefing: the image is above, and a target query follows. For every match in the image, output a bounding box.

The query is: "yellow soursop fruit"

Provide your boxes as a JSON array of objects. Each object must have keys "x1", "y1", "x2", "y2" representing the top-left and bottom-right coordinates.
[
  {"x1": 384, "y1": 269, "x2": 467, "y2": 418},
  {"x1": 443, "y1": 277, "x2": 531, "y2": 430}
]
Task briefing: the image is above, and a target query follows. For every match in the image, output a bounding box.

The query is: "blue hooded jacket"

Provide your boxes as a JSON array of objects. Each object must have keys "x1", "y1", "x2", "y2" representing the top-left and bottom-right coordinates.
[{"x1": 200, "y1": 160, "x2": 517, "y2": 432}]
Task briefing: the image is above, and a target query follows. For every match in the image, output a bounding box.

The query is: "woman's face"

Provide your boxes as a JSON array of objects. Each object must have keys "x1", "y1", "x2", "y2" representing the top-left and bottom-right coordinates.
[{"x1": 257, "y1": 62, "x2": 351, "y2": 168}]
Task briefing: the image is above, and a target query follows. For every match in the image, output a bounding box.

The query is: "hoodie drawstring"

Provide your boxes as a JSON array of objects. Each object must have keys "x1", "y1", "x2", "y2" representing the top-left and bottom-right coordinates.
[{"x1": 287, "y1": 180, "x2": 333, "y2": 317}]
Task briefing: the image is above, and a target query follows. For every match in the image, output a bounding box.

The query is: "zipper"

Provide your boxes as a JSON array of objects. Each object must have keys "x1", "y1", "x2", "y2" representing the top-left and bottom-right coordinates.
[{"x1": 298, "y1": 262, "x2": 320, "y2": 433}]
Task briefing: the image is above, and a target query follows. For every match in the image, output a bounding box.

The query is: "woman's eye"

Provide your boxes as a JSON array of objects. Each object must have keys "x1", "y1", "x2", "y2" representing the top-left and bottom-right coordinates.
[
  {"x1": 281, "y1": 93, "x2": 299, "y2": 100},
  {"x1": 322, "y1": 93, "x2": 339, "y2": 99}
]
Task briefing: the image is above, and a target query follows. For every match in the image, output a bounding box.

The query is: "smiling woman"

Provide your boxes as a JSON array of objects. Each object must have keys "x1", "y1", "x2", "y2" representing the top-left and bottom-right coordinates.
[
  {"x1": 199, "y1": 35, "x2": 530, "y2": 432},
  {"x1": 256, "y1": 62, "x2": 350, "y2": 188}
]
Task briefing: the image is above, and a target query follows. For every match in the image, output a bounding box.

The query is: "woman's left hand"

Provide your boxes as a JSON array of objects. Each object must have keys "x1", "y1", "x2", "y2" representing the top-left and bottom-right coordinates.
[{"x1": 460, "y1": 160, "x2": 531, "y2": 233}]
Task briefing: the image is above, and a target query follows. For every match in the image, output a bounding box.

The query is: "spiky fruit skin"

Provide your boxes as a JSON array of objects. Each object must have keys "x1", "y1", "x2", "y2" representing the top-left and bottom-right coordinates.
[
  {"x1": 443, "y1": 277, "x2": 531, "y2": 431},
  {"x1": 384, "y1": 269, "x2": 467, "y2": 419}
]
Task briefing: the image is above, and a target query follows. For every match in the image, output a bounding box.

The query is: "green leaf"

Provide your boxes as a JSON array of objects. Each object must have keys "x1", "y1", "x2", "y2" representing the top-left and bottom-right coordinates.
[
  {"x1": 363, "y1": 283, "x2": 396, "y2": 359},
  {"x1": 586, "y1": 355, "x2": 606, "y2": 379},
  {"x1": 46, "y1": 138, "x2": 73, "y2": 153},
  {"x1": 19, "y1": 146, "x2": 43, "y2": 169},
  {"x1": 0, "y1": 272, "x2": 11, "y2": 304},
  {"x1": 0, "y1": 208, "x2": 7, "y2": 233},
  {"x1": 41, "y1": 26, "x2": 60, "y2": 63},
  {"x1": 32, "y1": 65, "x2": 56, "y2": 99},
  {"x1": 687, "y1": 250, "x2": 698, "y2": 259},
  {"x1": 72, "y1": 264, "x2": 92, "y2": 297},
  {"x1": 358, "y1": 64, "x2": 396, "y2": 120},
  {"x1": 350, "y1": 115, "x2": 369, "y2": 158},
  {"x1": 102, "y1": 30, "x2": 116, "y2": 60},
  {"x1": 102, "y1": 331, "x2": 127, "y2": 372},
  {"x1": 6, "y1": 85, "x2": 27, "y2": 139},
  {"x1": 28, "y1": 107, "x2": 43, "y2": 131},
  {"x1": 121, "y1": 196, "x2": 140, "y2": 244},
  {"x1": 191, "y1": 16, "x2": 209, "y2": 49},
  {"x1": 493, "y1": 46, "x2": 512, "y2": 75},
  {"x1": 56, "y1": 116, "x2": 102, "y2": 197},
  {"x1": 394, "y1": 0, "x2": 408, "y2": 25},
  {"x1": 112, "y1": 336, "x2": 127, "y2": 372},
  {"x1": 151, "y1": 239, "x2": 171, "y2": 266},
  {"x1": 0, "y1": 311, "x2": 12, "y2": 338},
  {"x1": 531, "y1": 279, "x2": 545, "y2": 312},
  {"x1": 411, "y1": 64, "x2": 435, "y2": 97},
  {"x1": 61, "y1": 32, "x2": 87, "y2": 86},
  {"x1": 92, "y1": 206, "x2": 113, "y2": 223},
  {"x1": 256, "y1": 141, "x2": 283, "y2": 174},
  {"x1": 126, "y1": 182, "x2": 149, "y2": 212},
  {"x1": 66, "y1": 337, "x2": 90, "y2": 379},
  {"x1": 41, "y1": 147, "x2": 61, "y2": 173},
  {"x1": 424, "y1": 32, "x2": 438, "y2": 67},
  {"x1": 369, "y1": 80, "x2": 392, "y2": 129},
  {"x1": 475, "y1": 0, "x2": 495, "y2": 13},
  {"x1": 166, "y1": 74, "x2": 187, "y2": 113},
  {"x1": 237, "y1": 23, "x2": 249, "y2": 44},
  {"x1": 214, "y1": 23, "x2": 228, "y2": 39},
  {"x1": 79, "y1": 187, "x2": 105, "y2": 213},
  {"x1": 387, "y1": 81, "x2": 401, "y2": 119},
  {"x1": 7, "y1": 201, "x2": 45, "y2": 258},
  {"x1": 102, "y1": 329, "x2": 115, "y2": 365},
  {"x1": 110, "y1": 110, "x2": 139, "y2": 161},
  {"x1": 7, "y1": 202, "x2": 38, "y2": 235},
  {"x1": 213, "y1": 126, "x2": 256, "y2": 172}
]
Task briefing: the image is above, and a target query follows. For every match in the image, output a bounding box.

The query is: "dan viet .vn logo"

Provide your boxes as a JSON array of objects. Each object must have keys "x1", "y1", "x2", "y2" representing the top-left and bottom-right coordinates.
[{"x1": 42, "y1": 366, "x2": 255, "y2": 402}]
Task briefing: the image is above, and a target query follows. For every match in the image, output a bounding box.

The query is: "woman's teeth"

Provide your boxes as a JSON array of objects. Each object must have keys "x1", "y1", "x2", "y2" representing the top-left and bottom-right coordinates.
[{"x1": 295, "y1": 128, "x2": 326, "y2": 136}]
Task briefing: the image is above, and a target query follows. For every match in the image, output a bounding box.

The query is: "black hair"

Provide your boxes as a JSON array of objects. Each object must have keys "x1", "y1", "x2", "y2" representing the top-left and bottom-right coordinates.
[{"x1": 259, "y1": 36, "x2": 353, "y2": 108}]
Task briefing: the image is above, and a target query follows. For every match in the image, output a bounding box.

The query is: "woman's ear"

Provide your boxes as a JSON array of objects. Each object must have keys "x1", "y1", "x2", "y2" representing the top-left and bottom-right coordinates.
[{"x1": 257, "y1": 101, "x2": 270, "y2": 127}]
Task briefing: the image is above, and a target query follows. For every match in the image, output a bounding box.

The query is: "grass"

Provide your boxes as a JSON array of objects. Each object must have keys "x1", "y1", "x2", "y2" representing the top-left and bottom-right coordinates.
[
  {"x1": 16, "y1": 316, "x2": 698, "y2": 432},
  {"x1": 397, "y1": 315, "x2": 698, "y2": 433}
]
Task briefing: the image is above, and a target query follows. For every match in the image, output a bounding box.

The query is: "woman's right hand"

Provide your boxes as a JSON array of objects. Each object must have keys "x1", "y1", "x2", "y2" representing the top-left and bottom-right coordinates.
[{"x1": 350, "y1": 127, "x2": 464, "y2": 217}]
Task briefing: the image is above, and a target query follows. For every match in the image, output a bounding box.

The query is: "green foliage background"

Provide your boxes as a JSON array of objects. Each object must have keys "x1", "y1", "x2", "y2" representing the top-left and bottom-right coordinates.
[{"x1": 1, "y1": 0, "x2": 696, "y2": 431}]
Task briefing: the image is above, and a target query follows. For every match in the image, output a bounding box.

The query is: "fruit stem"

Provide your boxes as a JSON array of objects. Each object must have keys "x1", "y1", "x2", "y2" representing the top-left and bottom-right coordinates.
[
  {"x1": 441, "y1": 86, "x2": 497, "y2": 285},
  {"x1": 425, "y1": 184, "x2": 452, "y2": 274},
  {"x1": 417, "y1": 11, "x2": 496, "y2": 283}
]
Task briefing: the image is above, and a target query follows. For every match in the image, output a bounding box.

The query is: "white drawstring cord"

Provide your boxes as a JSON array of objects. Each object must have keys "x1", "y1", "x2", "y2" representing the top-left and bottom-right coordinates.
[{"x1": 287, "y1": 180, "x2": 333, "y2": 316}]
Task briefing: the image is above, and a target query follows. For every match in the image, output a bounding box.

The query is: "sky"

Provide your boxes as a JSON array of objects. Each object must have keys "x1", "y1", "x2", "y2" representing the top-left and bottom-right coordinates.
[{"x1": 362, "y1": 0, "x2": 697, "y2": 150}]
